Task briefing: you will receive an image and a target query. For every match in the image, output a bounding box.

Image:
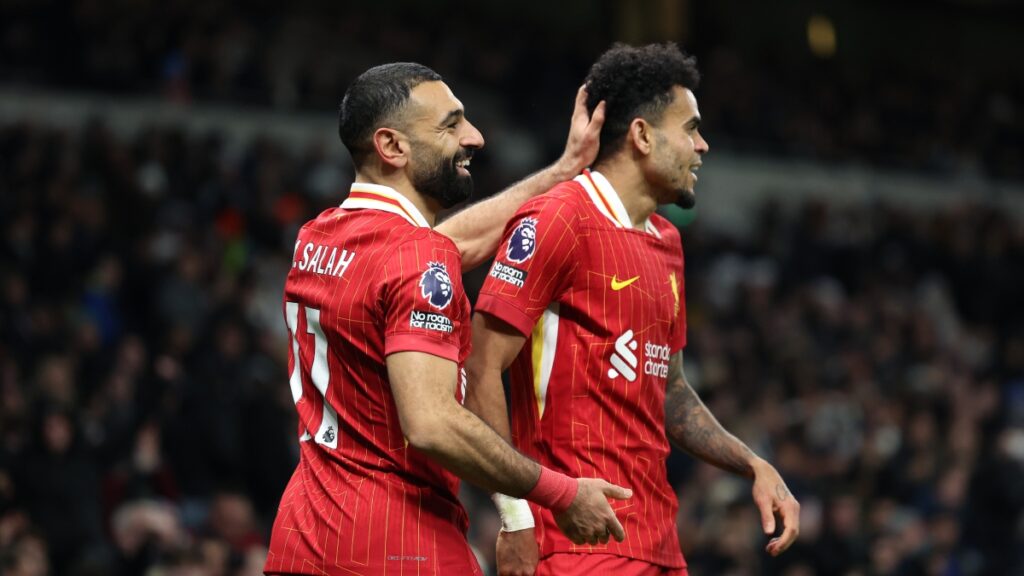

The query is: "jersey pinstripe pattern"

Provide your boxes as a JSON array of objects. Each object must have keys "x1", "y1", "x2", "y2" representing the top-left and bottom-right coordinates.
[
  {"x1": 476, "y1": 171, "x2": 687, "y2": 569},
  {"x1": 265, "y1": 184, "x2": 481, "y2": 575}
]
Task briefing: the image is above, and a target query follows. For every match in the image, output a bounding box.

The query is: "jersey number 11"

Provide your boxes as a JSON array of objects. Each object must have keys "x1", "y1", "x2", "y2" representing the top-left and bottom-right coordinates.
[{"x1": 285, "y1": 302, "x2": 340, "y2": 449}]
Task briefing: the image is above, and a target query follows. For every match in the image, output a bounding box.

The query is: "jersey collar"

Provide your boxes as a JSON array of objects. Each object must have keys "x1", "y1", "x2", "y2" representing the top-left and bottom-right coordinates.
[
  {"x1": 574, "y1": 169, "x2": 660, "y2": 237},
  {"x1": 340, "y1": 183, "x2": 431, "y2": 228}
]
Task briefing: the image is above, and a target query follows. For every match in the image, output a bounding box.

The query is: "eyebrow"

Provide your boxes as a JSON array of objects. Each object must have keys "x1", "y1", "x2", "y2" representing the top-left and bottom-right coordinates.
[
  {"x1": 439, "y1": 108, "x2": 464, "y2": 127},
  {"x1": 686, "y1": 115, "x2": 702, "y2": 129}
]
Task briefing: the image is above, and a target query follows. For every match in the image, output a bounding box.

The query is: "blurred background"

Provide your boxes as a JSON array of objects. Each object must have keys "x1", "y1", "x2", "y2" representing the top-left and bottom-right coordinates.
[{"x1": 1, "y1": 1, "x2": 1023, "y2": 575}]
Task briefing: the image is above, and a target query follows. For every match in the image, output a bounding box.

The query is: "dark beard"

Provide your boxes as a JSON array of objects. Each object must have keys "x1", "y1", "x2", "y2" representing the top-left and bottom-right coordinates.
[
  {"x1": 412, "y1": 151, "x2": 474, "y2": 209},
  {"x1": 674, "y1": 188, "x2": 696, "y2": 209}
]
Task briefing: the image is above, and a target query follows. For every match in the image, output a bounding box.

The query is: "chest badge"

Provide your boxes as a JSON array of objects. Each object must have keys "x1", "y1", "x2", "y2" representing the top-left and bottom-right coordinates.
[{"x1": 669, "y1": 272, "x2": 680, "y2": 315}]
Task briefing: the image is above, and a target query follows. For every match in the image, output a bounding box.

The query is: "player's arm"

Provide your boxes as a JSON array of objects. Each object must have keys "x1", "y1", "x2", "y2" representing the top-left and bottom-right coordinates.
[
  {"x1": 387, "y1": 349, "x2": 631, "y2": 545},
  {"x1": 663, "y1": 350, "x2": 800, "y2": 556},
  {"x1": 464, "y1": 312, "x2": 524, "y2": 443},
  {"x1": 436, "y1": 86, "x2": 605, "y2": 271},
  {"x1": 463, "y1": 312, "x2": 539, "y2": 576}
]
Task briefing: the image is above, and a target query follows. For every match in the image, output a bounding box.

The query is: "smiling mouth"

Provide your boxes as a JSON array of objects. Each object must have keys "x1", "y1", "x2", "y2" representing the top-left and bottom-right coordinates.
[
  {"x1": 454, "y1": 154, "x2": 473, "y2": 175},
  {"x1": 690, "y1": 163, "x2": 701, "y2": 180}
]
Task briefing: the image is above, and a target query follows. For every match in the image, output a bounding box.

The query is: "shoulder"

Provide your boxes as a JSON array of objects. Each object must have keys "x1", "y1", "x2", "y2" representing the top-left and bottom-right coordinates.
[
  {"x1": 650, "y1": 213, "x2": 683, "y2": 249},
  {"x1": 300, "y1": 209, "x2": 462, "y2": 274},
  {"x1": 512, "y1": 180, "x2": 587, "y2": 226},
  {"x1": 299, "y1": 206, "x2": 409, "y2": 240},
  {"x1": 296, "y1": 206, "x2": 343, "y2": 235},
  {"x1": 330, "y1": 208, "x2": 459, "y2": 256},
  {"x1": 387, "y1": 227, "x2": 463, "y2": 275}
]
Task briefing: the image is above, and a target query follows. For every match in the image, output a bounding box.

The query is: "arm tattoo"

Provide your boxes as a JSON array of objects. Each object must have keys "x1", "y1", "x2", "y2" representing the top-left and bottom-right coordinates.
[
  {"x1": 664, "y1": 352, "x2": 758, "y2": 477},
  {"x1": 776, "y1": 483, "x2": 790, "y2": 501}
]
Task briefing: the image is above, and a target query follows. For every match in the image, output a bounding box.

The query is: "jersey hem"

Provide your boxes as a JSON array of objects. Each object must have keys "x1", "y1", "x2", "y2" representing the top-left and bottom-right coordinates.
[{"x1": 539, "y1": 548, "x2": 687, "y2": 570}]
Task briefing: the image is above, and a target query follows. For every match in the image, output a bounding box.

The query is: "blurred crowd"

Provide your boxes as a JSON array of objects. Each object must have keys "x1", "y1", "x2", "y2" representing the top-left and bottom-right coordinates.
[
  {"x1": 670, "y1": 198, "x2": 1024, "y2": 576},
  {"x1": 2, "y1": 110, "x2": 1023, "y2": 576},
  {"x1": 1, "y1": 0, "x2": 1022, "y2": 182}
]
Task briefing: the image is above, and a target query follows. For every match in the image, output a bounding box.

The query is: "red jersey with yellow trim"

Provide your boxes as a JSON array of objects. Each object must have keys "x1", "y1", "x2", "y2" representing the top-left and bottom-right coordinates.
[
  {"x1": 265, "y1": 183, "x2": 481, "y2": 576},
  {"x1": 476, "y1": 170, "x2": 687, "y2": 569}
]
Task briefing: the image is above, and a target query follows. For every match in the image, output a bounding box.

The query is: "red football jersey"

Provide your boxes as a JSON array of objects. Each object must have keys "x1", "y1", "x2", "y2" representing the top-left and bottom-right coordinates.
[
  {"x1": 476, "y1": 170, "x2": 688, "y2": 569},
  {"x1": 265, "y1": 183, "x2": 481, "y2": 575}
]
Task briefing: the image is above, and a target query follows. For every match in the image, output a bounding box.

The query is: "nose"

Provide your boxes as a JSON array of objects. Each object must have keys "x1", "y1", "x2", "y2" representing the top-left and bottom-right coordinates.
[
  {"x1": 695, "y1": 131, "x2": 709, "y2": 155},
  {"x1": 461, "y1": 119, "x2": 485, "y2": 150}
]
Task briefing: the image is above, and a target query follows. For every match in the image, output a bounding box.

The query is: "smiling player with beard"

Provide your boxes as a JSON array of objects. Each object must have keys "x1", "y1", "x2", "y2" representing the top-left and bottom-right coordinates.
[{"x1": 264, "y1": 63, "x2": 634, "y2": 576}]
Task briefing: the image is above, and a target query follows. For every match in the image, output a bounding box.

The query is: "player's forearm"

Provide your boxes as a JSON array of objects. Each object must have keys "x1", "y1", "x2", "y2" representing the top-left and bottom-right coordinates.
[
  {"x1": 408, "y1": 400, "x2": 541, "y2": 497},
  {"x1": 463, "y1": 364, "x2": 513, "y2": 442},
  {"x1": 437, "y1": 161, "x2": 576, "y2": 271},
  {"x1": 663, "y1": 354, "x2": 760, "y2": 478},
  {"x1": 665, "y1": 379, "x2": 759, "y2": 477}
]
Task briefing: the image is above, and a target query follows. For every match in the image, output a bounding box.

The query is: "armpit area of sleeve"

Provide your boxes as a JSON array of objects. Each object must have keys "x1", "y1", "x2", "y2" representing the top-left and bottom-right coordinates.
[
  {"x1": 671, "y1": 331, "x2": 688, "y2": 354},
  {"x1": 475, "y1": 294, "x2": 535, "y2": 337},
  {"x1": 385, "y1": 333, "x2": 460, "y2": 363}
]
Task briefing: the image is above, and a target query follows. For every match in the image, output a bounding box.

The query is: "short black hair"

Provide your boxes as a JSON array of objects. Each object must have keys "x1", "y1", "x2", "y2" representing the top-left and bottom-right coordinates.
[
  {"x1": 585, "y1": 43, "x2": 700, "y2": 163},
  {"x1": 338, "y1": 62, "x2": 443, "y2": 166}
]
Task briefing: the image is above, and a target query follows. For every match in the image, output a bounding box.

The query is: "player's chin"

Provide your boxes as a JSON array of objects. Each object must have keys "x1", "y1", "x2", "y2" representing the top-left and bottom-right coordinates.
[
  {"x1": 455, "y1": 173, "x2": 475, "y2": 200},
  {"x1": 674, "y1": 188, "x2": 696, "y2": 209},
  {"x1": 441, "y1": 174, "x2": 475, "y2": 208}
]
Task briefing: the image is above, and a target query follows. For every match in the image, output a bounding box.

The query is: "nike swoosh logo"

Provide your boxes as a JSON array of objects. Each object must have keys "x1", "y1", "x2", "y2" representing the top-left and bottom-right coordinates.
[{"x1": 611, "y1": 275, "x2": 640, "y2": 291}]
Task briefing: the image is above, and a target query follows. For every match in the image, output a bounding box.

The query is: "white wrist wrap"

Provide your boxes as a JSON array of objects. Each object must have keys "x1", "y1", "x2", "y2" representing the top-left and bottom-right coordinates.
[{"x1": 491, "y1": 493, "x2": 535, "y2": 532}]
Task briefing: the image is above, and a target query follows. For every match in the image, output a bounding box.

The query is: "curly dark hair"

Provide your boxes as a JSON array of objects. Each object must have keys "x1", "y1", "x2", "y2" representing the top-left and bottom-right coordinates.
[
  {"x1": 585, "y1": 43, "x2": 700, "y2": 164},
  {"x1": 338, "y1": 62, "x2": 442, "y2": 166}
]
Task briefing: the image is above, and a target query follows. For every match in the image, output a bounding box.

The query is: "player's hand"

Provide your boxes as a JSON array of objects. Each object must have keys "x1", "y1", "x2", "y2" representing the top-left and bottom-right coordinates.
[
  {"x1": 751, "y1": 458, "x2": 800, "y2": 556},
  {"x1": 496, "y1": 528, "x2": 539, "y2": 576},
  {"x1": 553, "y1": 478, "x2": 631, "y2": 545},
  {"x1": 556, "y1": 85, "x2": 606, "y2": 177}
]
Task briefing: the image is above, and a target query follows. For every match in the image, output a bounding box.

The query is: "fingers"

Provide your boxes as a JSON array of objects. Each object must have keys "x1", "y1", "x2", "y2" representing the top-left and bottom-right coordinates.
[
  {"x1": 555, "y1": 479, "x2": 631, "y2": 546},
  {"x1": 589, "y1": 101, "x2": 607, "y2": 129},
  {"x1": 599, "y1": 480, "x2": 633, "y2": 500},
  {"x1": 575, "y1": 84, "x2": 588, "y2": 108},
  {"x1": 756, "y1": 496, "x2": 776, "y2": 535},
  {"x1": 572, "y1": 84, "x2": 604, "y2": 128},
  {"x1": 607, "y1": 514, "x2": 626, "y2": 542},
  {"x1": 571, "y1": 85, "x2": 589, "y2": 123},
  {"x1": 766, "y1": 527, "x2": 796, "y2": 556},
  {"x1": 767, "y1": 501, "x2": 800, "y2": 556}
]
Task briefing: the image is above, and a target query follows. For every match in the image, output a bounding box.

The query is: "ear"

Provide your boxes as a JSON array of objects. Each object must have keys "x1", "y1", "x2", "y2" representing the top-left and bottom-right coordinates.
[
  {"x1": 372, "y1": 127, "x2": 409, "y2": 168},
  {"x1": 627, "y1": 118, "x2": 654, "y2": 156}
]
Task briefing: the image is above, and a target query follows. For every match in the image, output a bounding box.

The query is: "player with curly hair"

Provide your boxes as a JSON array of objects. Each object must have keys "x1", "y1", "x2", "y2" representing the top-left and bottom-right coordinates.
[{"x1": 466, "y1": 43, "x2": 801, "y2": 576}]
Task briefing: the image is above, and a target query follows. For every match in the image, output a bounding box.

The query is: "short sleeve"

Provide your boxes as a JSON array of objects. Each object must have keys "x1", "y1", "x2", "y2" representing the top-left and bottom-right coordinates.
[
  {"x1": 475, "y1": 195, "x2": 579, "y2": 337},
  {"x1": 381, "y1": 234, "x2": 466, "y2": 363}
]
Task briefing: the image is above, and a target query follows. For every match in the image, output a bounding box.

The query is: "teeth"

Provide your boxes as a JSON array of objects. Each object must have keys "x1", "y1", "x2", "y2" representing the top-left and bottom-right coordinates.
[{"x1": 456, "y1": 159, "x2": 470, "y2": 168}]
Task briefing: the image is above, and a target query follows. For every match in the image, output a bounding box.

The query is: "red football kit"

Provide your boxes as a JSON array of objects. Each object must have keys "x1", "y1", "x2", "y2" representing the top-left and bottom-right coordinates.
[
  {"x1": 265, "y1": 183, "x2": 481, "y2": 575},
  {"x1": 476, "y1": 170, "x2": 688, "y2": 571}
]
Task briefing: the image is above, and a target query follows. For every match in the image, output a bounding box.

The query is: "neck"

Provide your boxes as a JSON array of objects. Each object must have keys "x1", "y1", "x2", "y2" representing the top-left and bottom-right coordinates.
[
  {"x1": 352, "y1": 167, "x2": 440, "y2": 227},
  {"x1": 592, "y1": 154, "x2": 657, "y2": 230}
]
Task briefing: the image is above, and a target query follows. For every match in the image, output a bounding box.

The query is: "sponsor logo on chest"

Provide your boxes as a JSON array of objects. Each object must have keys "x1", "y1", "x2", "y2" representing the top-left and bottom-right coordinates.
[{"x1": 607, "y1": 329, "x2": 670, "y2": 381}]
